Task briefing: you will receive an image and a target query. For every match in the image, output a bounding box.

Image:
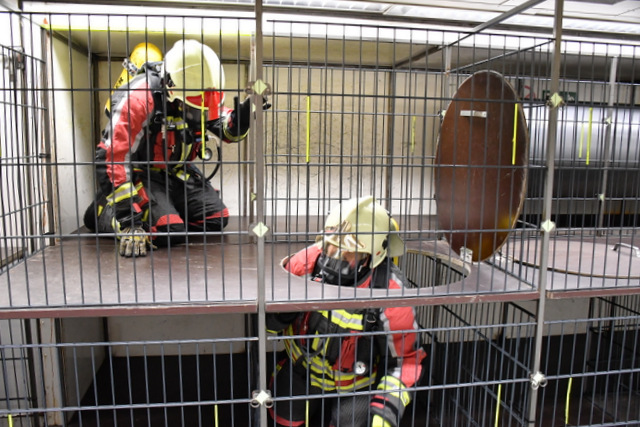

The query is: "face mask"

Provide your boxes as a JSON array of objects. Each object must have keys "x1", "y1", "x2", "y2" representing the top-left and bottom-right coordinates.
[{"x1": 316, "y1": 251, "x2": 370, "y2": 286}]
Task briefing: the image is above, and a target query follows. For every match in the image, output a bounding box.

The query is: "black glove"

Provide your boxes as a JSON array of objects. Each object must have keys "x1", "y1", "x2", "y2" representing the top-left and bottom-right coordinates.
[
  {"x1": 114, "y1": 196, "x2": 144, "y2": 230},
  {"x1": 262, "y1": 97, "x2": 272, "y2": 111},
  {"x1": 227, "y1": 96, "x2": 252, "y2": 138}
]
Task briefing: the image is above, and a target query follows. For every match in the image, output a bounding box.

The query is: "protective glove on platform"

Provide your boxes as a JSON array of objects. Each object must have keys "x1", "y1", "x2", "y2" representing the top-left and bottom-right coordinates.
[{"x1": 118, "y1": 225, "x2": 154, "y2": 257}]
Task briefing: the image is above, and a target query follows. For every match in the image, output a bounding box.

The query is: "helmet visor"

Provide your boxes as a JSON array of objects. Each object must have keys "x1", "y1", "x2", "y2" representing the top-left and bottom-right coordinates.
[{"x1": 185, "y1": 90, "x2": 225, "y2": 121}]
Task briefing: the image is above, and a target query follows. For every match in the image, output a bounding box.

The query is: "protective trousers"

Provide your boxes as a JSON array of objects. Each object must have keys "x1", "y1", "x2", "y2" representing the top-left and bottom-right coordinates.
[
  {"x1": 84, "y1": 168, "x2": 228, "y2": 246},
  {"x1": 269, "y1": 355, "x2": 372, "y2": 427}
]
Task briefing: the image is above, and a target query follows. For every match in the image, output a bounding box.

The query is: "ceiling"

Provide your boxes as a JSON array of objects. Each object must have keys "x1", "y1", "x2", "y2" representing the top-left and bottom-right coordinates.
[
  {"x1": 13, "y1": 0, "x2": 640, "y2": 81},
  {"x1": 18, "y1": 0, "x2": 640, "y2": 37}
]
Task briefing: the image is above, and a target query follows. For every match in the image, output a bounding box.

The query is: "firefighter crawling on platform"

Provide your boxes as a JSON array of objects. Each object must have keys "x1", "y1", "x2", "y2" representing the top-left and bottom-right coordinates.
[
  {"x1": 83, "y1": 39, "x2": 264, "y2": 256},
  {"x1": 267, "y1": 196, "x2": 427, "y2": 427}
]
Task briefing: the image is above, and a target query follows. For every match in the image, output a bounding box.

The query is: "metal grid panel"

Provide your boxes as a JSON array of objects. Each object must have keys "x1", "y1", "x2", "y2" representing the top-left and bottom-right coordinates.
[
  {"x1": 262, "y1": 22, "x2": 557, "y2": 304},
  {"x1": 0, "y1": 320, "x2": 36, "y2": 427},
  {"x1": 1, "y1": 333, "x2": 258, "y2": 427},
  {"x1": 1, "y1": 16, "x2": 52, "y2": 273},
  {"x1": 0, "y1": 12, "x2": 264, "y2": 312},
  {"x1": 428, "y1": 302, "x2": 535, "y2": 426},
  {"x1": 537, "y1": 296, "x2": 640, "y2": 426}
]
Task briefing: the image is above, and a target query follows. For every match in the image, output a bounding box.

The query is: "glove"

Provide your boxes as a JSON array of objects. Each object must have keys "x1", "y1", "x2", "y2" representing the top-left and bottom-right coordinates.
[
  {"x1": 370, "y1": 385, "x2": 410, "y2": 427},
  {"x1": 224, "y1": 96, "x2": 272, "y2": 141},
  {"x1": 227, "y1": 96, "x2": 252, "y2": 138},
  {"x1": 261, "y1": 96, "x2": 272, "y2": 111},
  {"x1": 118, "y1": 226, "x2": 152, "y2": 257}
]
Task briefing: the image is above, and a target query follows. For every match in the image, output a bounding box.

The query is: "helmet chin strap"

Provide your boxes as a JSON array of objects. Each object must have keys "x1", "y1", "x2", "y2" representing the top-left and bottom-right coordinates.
[{"x1": 316, "y1": 253, "x2": 371, "y2": 286}]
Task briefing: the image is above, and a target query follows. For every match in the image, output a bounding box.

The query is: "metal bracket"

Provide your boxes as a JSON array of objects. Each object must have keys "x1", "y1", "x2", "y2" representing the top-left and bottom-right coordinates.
[
  {"x1": 547, "y1": 92, "x2": 565, "y2": 109},
  {"x1": 530, "y1": 371, "x2": 548, "y2": 390},
  {"x1": 249, "y1": 221, "x2": 270, "y2": 238},
  {"x1": 247, "y1": 79, "x2": 271, "y2": 97},
  {"x1": 612, "y1": 243, "x2": 640, "y2": 258},
  {"x1": 251, "y1": 389, "x2": 273, "y2": 408},
  {"x1": 1, "y1": 48, "x2": 25, "y2": 80},
  {"x1": 540, "y1": 220, "x2": 556, "y2": 234},
  {"x1": 459, "y1": 247, "x2": 474, "y2": 264},
  {"x1": 460, "y1": 110, "x2": 487, "y2": 118}
]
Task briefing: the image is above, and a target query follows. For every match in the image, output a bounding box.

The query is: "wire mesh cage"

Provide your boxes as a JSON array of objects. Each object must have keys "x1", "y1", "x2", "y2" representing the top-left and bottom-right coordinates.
[
  {"x1": 0, "y1": 1, "x2": 639, "y2": 426},
  {"x1": 0, "y1": 8, "x2": 638, "y2": 310}
]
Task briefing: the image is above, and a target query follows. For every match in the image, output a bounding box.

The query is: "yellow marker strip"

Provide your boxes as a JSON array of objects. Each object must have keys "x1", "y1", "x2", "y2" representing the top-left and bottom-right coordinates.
[
  {"x1": 586, "y1": 108, "x2": 593, "y2": 165},
  {"x1": 201, "y1": 92, "x2": 206, "y2": 159},
  {"x1": 391, "y1": 217, "x2": 400, "y2": 265},
  {"x1": 306, "y1": 96, "x2": 311, "y2": 163},
  {"x1": 494, "y1": 384, "x2": 502, "y2": 427},
  {"x1": 565, "y1": 377, "x2": 573, "y2": 425},
  {"x1": 512, "y1": 104, "x2": 518, "y2": 165},
  {"x1": 214, "y1": 404, "x2": 219, "y2": 427},
  {"x1": 8, "y1": 415, "x2": 13, "y2": 427},
  {"x1": 411, "y1": 116, "x2": 416, "y2": 154},
  {"x1": 306, "y1": 400, "x2": 310, "y2": 424}
]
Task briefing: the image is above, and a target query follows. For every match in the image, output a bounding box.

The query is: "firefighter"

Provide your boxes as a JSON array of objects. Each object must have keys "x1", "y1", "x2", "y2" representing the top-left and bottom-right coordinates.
[
  {"x1": 267, "y1": 195, "x2": 427, "y2": 427},
  {"x1": 84, "y1": 39, "x2": 260, "y2": 256}
]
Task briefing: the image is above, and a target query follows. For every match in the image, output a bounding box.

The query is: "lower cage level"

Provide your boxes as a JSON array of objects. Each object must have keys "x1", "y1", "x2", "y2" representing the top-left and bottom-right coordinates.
[
  {"x1": 5, "y1": 301, "x2": 634, "y2": 427},
  {"x1": 3, "y1": 297, "x2": 640, "y2": 427},
  {"x1": 1, "y1": 231, "x2": 640, "y2": 426}
]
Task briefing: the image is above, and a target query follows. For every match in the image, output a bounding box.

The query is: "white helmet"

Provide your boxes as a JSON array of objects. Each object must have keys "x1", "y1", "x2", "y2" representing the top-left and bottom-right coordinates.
[
  {"x1": 164, "y1": 39, "x2": 225, "y2": 117},
  {"x1": 318, "y1": 195, "x2": 405, "y2": 269}
]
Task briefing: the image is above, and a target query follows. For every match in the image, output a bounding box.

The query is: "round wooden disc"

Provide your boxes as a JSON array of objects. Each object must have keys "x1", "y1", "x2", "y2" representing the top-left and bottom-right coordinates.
[{"x1": 436, "y1": 70, "x2": 529, "y2": 262}]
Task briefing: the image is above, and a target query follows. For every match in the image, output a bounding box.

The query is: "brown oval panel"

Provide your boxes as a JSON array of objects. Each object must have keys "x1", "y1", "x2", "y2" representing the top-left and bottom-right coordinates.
[{"x1": 436, "y1": 70, "x2": 529, "y2": 262}]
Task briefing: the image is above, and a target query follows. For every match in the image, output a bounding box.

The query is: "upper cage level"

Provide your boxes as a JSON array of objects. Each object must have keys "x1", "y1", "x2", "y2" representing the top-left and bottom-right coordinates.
[{"x1": 0, "y1": 7, "x2": 638, "y2": 317}]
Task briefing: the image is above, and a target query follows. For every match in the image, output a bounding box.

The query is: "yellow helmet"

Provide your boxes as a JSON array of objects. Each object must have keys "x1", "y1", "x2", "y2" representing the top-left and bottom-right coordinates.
[
  {"x1": 164, "y1": 39, "x2": 225, "y2": 112},
  {"x1": 318, "y1": 196, "x2": 405, "y2": 269},
  {"x1": 105, "y1": 42, "x2": 163, "y2": 116}
]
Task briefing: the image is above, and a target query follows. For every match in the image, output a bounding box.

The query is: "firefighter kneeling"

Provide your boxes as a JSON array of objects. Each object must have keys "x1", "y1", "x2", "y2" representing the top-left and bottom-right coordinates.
[{"x1": 267, "y1": 196, "x2": 427, "y2": 427}]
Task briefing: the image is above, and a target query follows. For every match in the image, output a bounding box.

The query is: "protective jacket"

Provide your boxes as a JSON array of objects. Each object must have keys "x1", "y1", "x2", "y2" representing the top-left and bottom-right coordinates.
[
  {"x1": 94, "y1": 64, "x2": 247, "y2": 226},
  {"x1": 267, "y1": 243, "x2": 426, "y2": 424}
]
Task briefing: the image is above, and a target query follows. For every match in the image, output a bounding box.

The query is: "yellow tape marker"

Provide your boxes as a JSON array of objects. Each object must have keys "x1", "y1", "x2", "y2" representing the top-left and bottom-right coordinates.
[
  {"x1": 411, "y1": 116, "x2": 416, "y2": 154},
  {"x1": 8, "y1": 415, "x2": 13, "y2": 427},
  {"x1": 306, "y1": 400, "x2": 310, "y2": 424},
  {"x1": 494, "y1": 384, "x2": 502, "y2": 427},
  {"x1": 565, "y1": 377, "x2": 573, "y2": 425},
  {"x1": 586, "y1": 107, "x2": 593, "y2": 165},
  {"x1": 391, "y1": 217, "x2": 400, "y2": 265},
  {"x1": 306, "y1": 96, "x2": 312, "y2": 164},
  {"x1": 578, "y1": 111, "x2": 585, "y2": 158},
  {"x1": 512, "y1": 104, "x2": 518, "y2": 165}
]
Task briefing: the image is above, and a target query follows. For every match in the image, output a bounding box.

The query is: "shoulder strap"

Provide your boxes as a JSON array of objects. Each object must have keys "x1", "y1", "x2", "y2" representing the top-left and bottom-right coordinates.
[{"x1": 138, "y1": 66, "x2": 167, "y2": 128}]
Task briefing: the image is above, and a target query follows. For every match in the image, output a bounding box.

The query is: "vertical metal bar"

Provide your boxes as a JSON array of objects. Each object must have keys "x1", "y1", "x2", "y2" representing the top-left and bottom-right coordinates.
[
  {"x1": 597, "y1": 55, "x2": 619, "y2": 232},
  {"x1": 253, "y1": 1, "x2": 269, "y2": 425},
  {"x1": 528, "y1": 0, "x2": 564, "y2": 424},
  {"x1": 36, "y1": 21, "x2": 56, "y2": 247}
]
